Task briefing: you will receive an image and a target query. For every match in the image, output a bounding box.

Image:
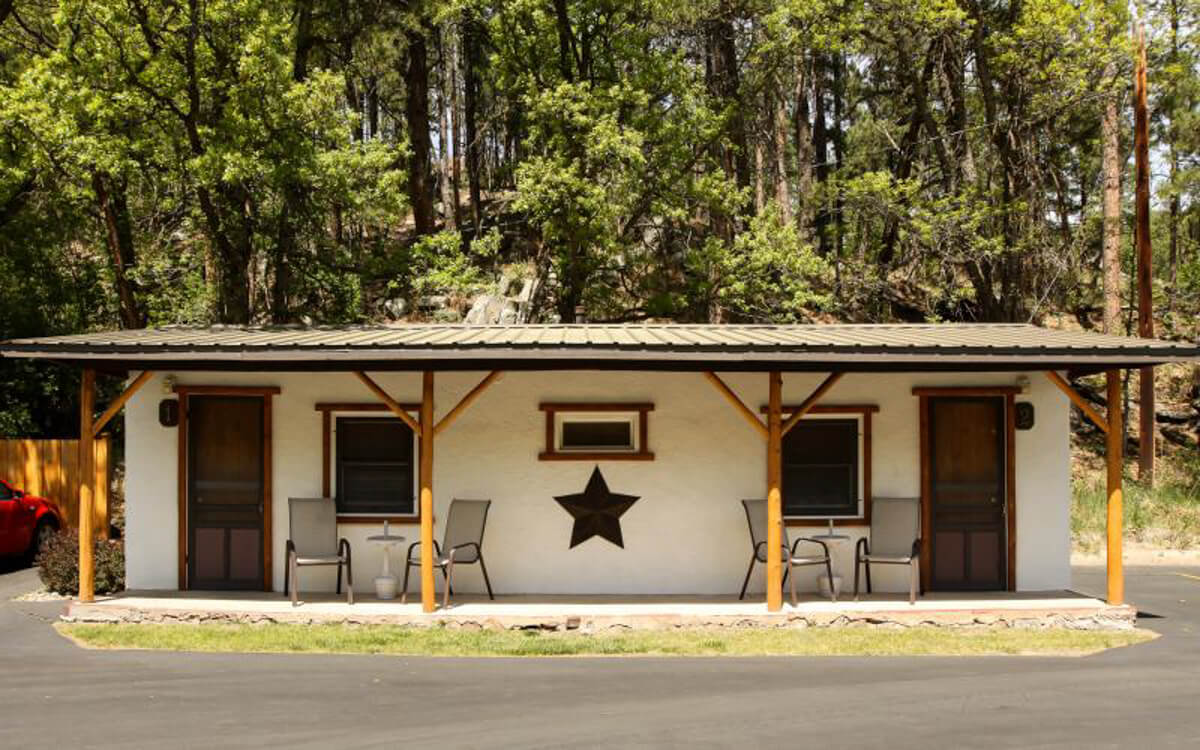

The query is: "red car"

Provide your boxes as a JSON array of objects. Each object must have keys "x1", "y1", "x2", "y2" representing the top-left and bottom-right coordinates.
[{"x1": 0, "y1": 479, "x2": 63, "y2": 561}]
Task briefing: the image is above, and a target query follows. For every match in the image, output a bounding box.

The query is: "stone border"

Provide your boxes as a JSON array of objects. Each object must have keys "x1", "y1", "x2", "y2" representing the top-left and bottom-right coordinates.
[{"x1": 64, "y1": 602, "x2": 1138, "y2": 632}]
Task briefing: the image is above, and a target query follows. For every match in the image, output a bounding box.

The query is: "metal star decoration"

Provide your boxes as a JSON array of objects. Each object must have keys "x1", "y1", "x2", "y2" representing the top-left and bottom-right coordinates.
[{"x1": 553, "y1": 466, "x2": 641, "y2": 549}]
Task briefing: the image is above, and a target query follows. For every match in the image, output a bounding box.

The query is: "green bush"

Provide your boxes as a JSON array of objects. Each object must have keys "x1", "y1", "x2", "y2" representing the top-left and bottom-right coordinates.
[{"x1": 35, "y1": 529, "x2": 125, "y2": 596}]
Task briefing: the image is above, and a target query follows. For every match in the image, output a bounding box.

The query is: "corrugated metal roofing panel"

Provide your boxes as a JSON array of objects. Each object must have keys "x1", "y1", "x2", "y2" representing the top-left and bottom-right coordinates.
[{"x1": 3, "y1": 323, "x2": 1197, "y2": 371}]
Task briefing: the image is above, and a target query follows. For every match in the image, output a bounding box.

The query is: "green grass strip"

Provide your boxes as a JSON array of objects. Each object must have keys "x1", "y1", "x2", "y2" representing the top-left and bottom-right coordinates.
[{"x1": 57, "y1": 623, "x2": 1155, "y2": 658}]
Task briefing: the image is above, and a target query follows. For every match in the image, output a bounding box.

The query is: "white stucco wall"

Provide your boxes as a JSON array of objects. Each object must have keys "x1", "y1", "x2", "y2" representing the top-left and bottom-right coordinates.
[{"x1": 123, "y1": 368, "x2": 1070, "y2": 595}]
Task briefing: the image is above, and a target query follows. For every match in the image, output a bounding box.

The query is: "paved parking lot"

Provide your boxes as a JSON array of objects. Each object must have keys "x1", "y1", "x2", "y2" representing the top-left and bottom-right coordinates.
[{"x1": 1, "y1": 563, "x2": 1197, "y2": 749}]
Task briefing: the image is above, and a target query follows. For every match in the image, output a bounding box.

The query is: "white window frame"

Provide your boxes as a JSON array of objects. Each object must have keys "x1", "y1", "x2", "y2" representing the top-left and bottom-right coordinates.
[
  {"x1": 554, "y1": 411, "x2": 640, "y2": 454},
  {"x1": 782, "y1": 413, "x2": 866, "y2": 520},
  {"x1": 331, "y1": 411, "x2": 419, "y2": 519}
]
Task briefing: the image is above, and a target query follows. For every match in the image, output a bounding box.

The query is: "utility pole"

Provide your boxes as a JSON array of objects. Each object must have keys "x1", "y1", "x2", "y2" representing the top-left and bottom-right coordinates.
[{"x1": 1133, "y1": 24, "x2": 1155, "y2": 485}]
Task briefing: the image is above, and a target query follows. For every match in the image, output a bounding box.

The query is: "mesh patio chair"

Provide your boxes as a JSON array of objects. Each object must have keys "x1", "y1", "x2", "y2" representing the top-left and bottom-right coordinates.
[
  {"x1": 853, "y1": 497, "x2": 922, "y2": 604},
  {"x1": 284, "y1": 497, "x2": 353, "y2": 606},
  {"x1": 402, "y1": 499, "x2": 494, "y2": 608},
  {"x1": 739, "y1": 499, "x2": 836, "y2": 604}
]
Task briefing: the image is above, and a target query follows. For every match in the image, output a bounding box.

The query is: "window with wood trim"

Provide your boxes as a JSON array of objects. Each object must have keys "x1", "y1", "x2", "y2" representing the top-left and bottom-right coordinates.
[
  {"x1": 782, "y1": 416, "x2": 864, "y2": 519},
  {"x1": 335, "y1": 416, "x2": 415, "y2": 516},
  {"x1": 539, "y1": 403, "x2": 654, "y2": 460}
]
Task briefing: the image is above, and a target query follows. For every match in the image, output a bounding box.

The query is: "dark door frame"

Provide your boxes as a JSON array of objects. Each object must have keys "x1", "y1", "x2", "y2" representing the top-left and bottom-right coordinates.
[
  {"x1": 175, "y1": 385, "x2": 279, "y2": 591},
  {"x1": 914, "y1": 386, "x2": 1018, "y2": 592}
]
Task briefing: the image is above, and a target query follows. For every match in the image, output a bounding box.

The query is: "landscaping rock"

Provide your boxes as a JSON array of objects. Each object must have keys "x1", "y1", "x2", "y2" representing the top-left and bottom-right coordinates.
[{"x1": 1161, "y1": 426, "x2": 1196, "y2": 448}]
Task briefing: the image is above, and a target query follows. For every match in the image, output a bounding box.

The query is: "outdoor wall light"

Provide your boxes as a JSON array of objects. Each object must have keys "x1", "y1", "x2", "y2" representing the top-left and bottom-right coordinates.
[
  {"x1": 158, "y1": 399, "x2": 180, "y2": 428},
  {"x1": 1015, "y1": 375, "x2": 1031, "y2": 393},
  {"x1": 161, "y1": 374, "x2": 177, "y2": 394}
]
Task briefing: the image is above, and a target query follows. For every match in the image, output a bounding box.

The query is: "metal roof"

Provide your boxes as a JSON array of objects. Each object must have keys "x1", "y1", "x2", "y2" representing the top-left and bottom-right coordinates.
[{"x1": 1, "y1": 323, "x2": 1196, "y2": 373}]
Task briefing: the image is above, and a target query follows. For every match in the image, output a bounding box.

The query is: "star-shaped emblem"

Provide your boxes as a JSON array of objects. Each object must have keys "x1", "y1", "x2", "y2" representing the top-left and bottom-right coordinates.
[{"x1": 553, "y1": 466, "x2": 640, "y2": 548}]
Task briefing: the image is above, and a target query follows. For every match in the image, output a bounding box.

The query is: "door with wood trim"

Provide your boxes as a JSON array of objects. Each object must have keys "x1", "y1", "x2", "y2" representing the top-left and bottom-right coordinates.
[
  {"x1": 928, "y1": 397, "x2": 1007, "y2": 591},
  {"x1": 187, "y1": 396, "x2": 265, "y2": 590}
]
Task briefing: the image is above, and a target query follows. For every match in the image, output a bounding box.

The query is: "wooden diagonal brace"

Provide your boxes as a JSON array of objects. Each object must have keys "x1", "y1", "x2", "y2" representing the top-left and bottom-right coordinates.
[
  {"x1": 435, "y1": 371, "x2": 503, "y2": 436},
  {"x1": 1045, "y1": 372, "x2": 1109, "y2": 434},
  {"x1": 353, "y1": 371, "x2": 422, "y2": 434},
  {"x1": 92, "y1": 370, "x2": 154, "y2": 437},
  {"x1": 780, "y1": 373, "x2": 844, "y2": 436},
  {"x1": 703, "y1": 372, "x2": 768, "y2": 439}
]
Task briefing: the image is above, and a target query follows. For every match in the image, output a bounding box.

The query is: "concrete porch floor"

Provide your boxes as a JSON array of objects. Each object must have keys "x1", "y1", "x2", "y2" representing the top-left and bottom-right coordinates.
[{"x1": 64, "y1": 590, "x2": 1136, "y2": 630}]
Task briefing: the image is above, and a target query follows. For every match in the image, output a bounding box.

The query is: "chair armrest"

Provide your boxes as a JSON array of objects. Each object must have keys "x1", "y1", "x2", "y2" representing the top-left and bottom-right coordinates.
[
  {"x1": 445, "y1": 542, "x2": 481, "y2": 562},
  {"x1": 339, "y1": 538, "x2": 352, "y2": 560},
  {"x1": 754, "y1": 540, "x2": 790, "y2": 561},
  {"x1": 911, "y1": 538, "x2": 922, "y2": 559},
  {"x1": 286, "y1": 539, "x2": 296, "y2": 560},
  {"x1": 406, "y1": 540, "x2": 443, "y2": 562},
  {"x1": 791, "y1": 537, "x2": 830, "y2": 558},
  {"x1": 855, "y1": 537, "x2": 869, "y2": 561}
]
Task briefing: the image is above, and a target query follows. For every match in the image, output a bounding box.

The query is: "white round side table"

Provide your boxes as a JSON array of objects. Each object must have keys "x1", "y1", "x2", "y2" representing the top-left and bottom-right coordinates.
[
  {"x1": 367, "y1": 524, "x2": 406, "y2": 600},
  {"x1": 811, "y1": 519, "x2": 851, "y2": 599}
]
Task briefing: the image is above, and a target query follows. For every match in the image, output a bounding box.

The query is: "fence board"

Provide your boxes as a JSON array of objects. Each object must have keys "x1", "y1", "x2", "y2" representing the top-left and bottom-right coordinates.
[{"x1": 0, "y1": 438, "x2": 110, "y2": 535}]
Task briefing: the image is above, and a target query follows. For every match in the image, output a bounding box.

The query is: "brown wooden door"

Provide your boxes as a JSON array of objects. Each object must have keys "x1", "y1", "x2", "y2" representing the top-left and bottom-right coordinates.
[
  {"x1": 187, "y1": 396, "x2": 264, "y2": 590},
  {"x1": 928, "y1": 397, "x2": 1006, "y2": 590}
]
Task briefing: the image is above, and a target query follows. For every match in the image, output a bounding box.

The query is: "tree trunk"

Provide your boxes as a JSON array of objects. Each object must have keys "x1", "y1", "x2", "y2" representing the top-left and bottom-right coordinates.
[
  {"x1": 406, "y1": 25, "x2": 436, "y2": 236},
  {"x1": 183, "y1": 0, "x2": 251, "y2": 324},
  {"x1": 1101, "y1": 62, "x2": 1122, "y2": 335},
  {"x1": 831, "y1": 52, "x2": 846, "y2": 293},
  {"x1": 92, "y1": 172, "x2": 144, "y2": 329},
  {"x1": 793, "y1": 55, "x2": 812, "y2": 236},
  {"x1": 436, "y1": 26, "x2": 456, "y2": 230},
  {"x1": 812, "y1": 55, "x2": 830, "y2": 256},
  {"x1": 707, "y1": 7, "x2": 749, "y2": 196},
  {"x1": 773, "y1": 72, "x2": 791, "y2": 224},
  {"x1": 754, "y1": 119, "x2": 765, "y2": 215},
  {"x1": 448, "y1": 23, "x2": 462, "y2": 230},
  {"x1": 462, "y1": 9, "x2": 484, "y2": 233},
  {"x1": 1133, "y1": 27, "x2": 1154, "y2": 484},
  {"x1": 1166, "y1": 0, "x2": 1180, "y2": 313},
  {"x1": 367, "y1": 76, "x2": 379, "y2": 139}
]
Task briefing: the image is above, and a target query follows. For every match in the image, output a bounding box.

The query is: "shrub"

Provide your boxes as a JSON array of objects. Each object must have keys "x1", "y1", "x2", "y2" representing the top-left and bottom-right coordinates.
[{"x1": 35, "y1": 529, "x2": 125, "y2": 596}]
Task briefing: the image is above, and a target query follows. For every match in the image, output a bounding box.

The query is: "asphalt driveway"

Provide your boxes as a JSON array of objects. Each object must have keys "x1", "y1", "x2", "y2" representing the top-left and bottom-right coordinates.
[{"x1": 0, "y1": 564, "x2": 1197, "y2": 749}]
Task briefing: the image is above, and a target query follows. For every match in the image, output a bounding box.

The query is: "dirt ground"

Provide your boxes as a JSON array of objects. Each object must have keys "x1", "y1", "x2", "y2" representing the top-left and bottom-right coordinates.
[{"x1": 1072, "y1": 542, "x2": 1200, "y2": 567}]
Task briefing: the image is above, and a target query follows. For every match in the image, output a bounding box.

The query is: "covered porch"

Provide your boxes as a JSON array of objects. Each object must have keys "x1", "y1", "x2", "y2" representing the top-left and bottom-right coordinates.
[{"x1": 3, "y1": 323, "x2": 1197, "y2": 617}]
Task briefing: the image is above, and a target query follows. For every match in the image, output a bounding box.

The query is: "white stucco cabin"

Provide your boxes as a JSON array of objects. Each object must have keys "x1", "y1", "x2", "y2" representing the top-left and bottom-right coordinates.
[{"x1": 4, "y1": 323, "x2": 1196, "y2": 618}]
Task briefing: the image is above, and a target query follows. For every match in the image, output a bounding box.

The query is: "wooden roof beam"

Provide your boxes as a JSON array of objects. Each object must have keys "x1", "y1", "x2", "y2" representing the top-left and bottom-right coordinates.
[
  {"x1": 703, "y1": 372, "x2": 767, "y2": 439},
  {"x1": 1045, "y1": 371, "x2": 1109, "y2": 434},
  {"x1": 435, "y1": 371, "x2": 503, "y2": 437},
  {"x1": 352, "y1": 371, "x2": 422, "y2": 435},
  {"x1": 92, "y1": 370, "x2": 154, "y2": 437},
  {"x1": 780, "y1": 373, "x2": 845, "y2": 436}
]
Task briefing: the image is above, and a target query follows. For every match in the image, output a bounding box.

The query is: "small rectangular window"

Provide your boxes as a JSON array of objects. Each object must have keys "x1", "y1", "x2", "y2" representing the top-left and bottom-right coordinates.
[
  {"x1": 558, "y1": 415, "x2": 636, "y2": 452},
  {"x1": 539, "y1": 403, "x2": 654, "y2": 460},
  {"x1": 335, "y1": 417, "x2": 415, "y2": 516}
]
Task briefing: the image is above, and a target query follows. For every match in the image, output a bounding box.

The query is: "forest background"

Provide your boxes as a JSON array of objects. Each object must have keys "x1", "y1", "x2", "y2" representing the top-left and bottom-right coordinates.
[{"x1": 0, "y1": 0, "x2": 1196, "y2": 545}]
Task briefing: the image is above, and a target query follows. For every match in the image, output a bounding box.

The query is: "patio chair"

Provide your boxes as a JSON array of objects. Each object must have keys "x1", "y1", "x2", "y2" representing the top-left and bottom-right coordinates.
[
  {"x1": 284, "y1": 497, "x2": 353, "y2": 606},
  {"x1": 739, "y1": 499, "x2": 836, "y2": 604},
  {"x1": 402, "y1": 499, "x2": 494, "y2": 608},
  {"x1": 853, "y1": 497, "x2": 922, "y2": 605}
]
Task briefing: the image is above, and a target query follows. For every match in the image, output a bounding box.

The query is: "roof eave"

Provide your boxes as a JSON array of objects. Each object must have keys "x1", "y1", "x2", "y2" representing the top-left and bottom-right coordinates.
[{"x1": 2, "y1": 346, "x2": 1194, "y2": 373}]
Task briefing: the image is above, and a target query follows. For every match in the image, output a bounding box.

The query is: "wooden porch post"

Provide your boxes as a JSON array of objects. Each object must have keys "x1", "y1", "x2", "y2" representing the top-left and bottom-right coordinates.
[
  {"x1": 78, "y1": 368, "x2": 96, "y2": 603},
  {"x1": 766, "y1": 371, "x2": 783, "y2": 611},
  {"x1": 1105, "y1": 370, "x2": 1124, "y2": 605},
  {"x1": 419, "y1": 371, "x2": 436, "y2": 613}
]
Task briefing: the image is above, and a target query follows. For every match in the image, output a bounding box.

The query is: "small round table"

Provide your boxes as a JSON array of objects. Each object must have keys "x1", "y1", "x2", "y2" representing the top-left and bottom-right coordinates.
[
  {"x1": 811, "y1": 519, "x2": 851, "y2": 599},
  {"x1": 367, "y1": 529, "x2": 406, "y2": 600}
]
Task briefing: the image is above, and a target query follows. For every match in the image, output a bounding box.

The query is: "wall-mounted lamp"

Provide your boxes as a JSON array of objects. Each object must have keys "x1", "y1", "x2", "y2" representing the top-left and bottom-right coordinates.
[
  {"x1": 161, "y1": 374, "x2": 177, "y2": 395},
  {"x1": 1015, "y1": 375, "x2": 1031, "y2": 394}
]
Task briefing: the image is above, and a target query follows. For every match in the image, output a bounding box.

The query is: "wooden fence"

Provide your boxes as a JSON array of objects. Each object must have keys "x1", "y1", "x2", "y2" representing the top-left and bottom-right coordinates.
[{"x1": 0, "y1": 438, "x2": 110, "y2": 534}]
